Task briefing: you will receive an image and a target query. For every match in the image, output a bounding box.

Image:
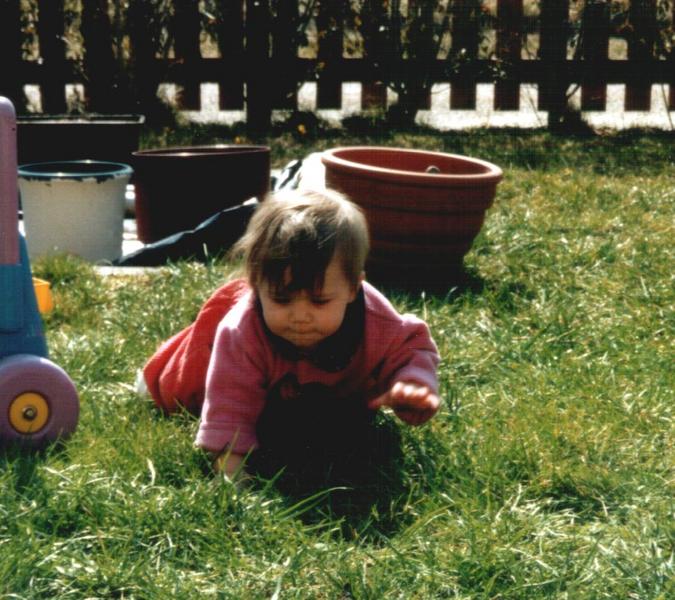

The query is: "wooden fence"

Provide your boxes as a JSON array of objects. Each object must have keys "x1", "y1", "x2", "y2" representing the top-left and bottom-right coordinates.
[{"x1": 0, "y1": 1, "x2": 673, "y2": 129}]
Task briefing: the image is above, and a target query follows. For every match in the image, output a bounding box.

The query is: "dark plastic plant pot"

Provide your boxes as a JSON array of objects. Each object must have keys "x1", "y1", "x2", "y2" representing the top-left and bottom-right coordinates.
[
  {"x1": 132, "y1": 145, "x2": 270, "y2": 243},
  {"x1": 321, "y1": 146, "x2": 503, "y2": 289},
  {"x1": 17, "y1": 114, "x2": 145, "y2": 166}
]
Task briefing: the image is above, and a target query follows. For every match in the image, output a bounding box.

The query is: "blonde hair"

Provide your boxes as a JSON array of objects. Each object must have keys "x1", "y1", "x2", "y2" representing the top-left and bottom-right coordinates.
[{"x1": 232, "y1": 188, "x2": 369, "y2": 293}]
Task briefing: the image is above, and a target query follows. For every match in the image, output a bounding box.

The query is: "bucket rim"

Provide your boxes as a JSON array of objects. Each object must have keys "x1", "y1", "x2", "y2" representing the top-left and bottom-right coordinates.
[
  {"x1": 18, "y1": 160, "x2": 133, "y2": 181},
  {"x1": 17, "y1": 114, "x2": 145, "y2": 125},
  {"x1": 132, "y1": 144, "x2": 270, "y2": 158}
]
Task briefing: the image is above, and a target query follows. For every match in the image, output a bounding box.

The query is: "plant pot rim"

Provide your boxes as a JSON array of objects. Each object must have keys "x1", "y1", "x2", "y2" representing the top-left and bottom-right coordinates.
[
  {"x1": 18, "y1": 114, "x2": 145, "y2": 125},
  {"x1": 133, "y1": 144, "x2": 270, "y2": 158},
  {"x1": 19, "y1": 160, "x2": 133, "y2": 181},
  {"x1": 322, "y1": 146, "x2": 503, "y2": 187}
]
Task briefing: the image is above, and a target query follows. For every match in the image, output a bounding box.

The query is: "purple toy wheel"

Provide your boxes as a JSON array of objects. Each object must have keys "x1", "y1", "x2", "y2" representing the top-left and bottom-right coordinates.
[{"x1": 0, "y1": 354, "x2": 79, "y2": 447}]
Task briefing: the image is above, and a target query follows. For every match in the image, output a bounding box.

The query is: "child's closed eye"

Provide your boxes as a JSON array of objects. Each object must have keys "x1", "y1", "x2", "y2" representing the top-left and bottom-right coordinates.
[{"x1": 270, "y1": 295, "x2": 330, "y2": 306}]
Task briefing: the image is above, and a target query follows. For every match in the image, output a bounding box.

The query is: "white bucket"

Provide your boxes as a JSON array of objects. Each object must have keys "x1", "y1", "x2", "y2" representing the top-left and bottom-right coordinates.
[{"x1": 18, "y1": 160, "x2": 133, "y2": 263}]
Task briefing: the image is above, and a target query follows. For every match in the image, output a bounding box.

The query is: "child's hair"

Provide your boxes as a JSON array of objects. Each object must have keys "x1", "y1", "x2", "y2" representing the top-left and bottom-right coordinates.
[{"x1": 232, "y1": 188, "x2": 369, "y2": 293}]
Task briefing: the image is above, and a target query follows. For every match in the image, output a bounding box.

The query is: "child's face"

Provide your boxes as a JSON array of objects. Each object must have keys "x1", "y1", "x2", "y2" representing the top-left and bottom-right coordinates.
[{"x1": 258, "y1": 256, "x2": 361, "y2": 351}]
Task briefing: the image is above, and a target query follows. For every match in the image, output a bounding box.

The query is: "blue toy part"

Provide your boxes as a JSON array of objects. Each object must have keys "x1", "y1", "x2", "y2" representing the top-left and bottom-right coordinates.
[
  {"x1": 1, "y1": 94, "x2": 77, "y2": 447},
  {"x1": 0, "y1": 94, "x2": 48, "y2": 361},
  {"x1": 0, "y1": 262, "x2": 22, "y2": 330},
  {"x1": 0, "y1": 232, "x2": 48, "y2": 360}
]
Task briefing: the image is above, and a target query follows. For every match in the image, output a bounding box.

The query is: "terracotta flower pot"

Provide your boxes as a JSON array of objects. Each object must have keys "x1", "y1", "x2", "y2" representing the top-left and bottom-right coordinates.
[
  {"x1": 132, "y1": 145, "x2": 270, "y2": 243},
  {"x1": 17, "y1": 114, "x2": 144, "y2": 166},
  {"x1": 321, "y1": 146, "x2": 503, "y2": 289}
]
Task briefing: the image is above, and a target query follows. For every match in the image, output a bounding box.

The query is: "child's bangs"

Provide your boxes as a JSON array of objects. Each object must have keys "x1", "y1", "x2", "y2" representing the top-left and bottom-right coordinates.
[{"x1": 262, "y1": 235, "x2": 336, "y2": 295}]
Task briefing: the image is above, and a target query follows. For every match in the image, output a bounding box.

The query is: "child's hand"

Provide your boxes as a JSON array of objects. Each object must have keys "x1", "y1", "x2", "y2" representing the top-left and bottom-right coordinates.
[{"x1": 368, "y1": 381, "x2": 440, "y2": 425}]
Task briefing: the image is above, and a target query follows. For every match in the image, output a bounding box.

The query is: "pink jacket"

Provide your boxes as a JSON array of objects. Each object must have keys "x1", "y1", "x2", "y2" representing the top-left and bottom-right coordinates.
[{"x1": 196, "y1": 281, "x2": 439, "y2": 454}]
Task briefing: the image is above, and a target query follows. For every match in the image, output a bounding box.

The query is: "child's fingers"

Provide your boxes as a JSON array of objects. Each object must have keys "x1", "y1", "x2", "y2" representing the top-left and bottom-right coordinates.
[
  {"x1": 421, "y1": 391, "x2": 440, "y2": 414},
  {"x1": 389, "y1": 381, "x2": 418, "y2": 404},
  {"x1": 391, "y1": 383, "x2": 434, "y2": 409},
  {"x1": 392, "y1": 387, "x2": 440, "y2": 425},
  {"x1": 370, "y1": 382, "x2": 440, "y2": 421},
  {"x1": 367, "y1": 383, "x2": 419, "y2": 410}
]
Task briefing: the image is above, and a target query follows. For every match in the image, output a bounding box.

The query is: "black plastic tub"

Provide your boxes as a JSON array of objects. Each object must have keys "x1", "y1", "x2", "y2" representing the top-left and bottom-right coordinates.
[{"x1": 17, "y1": 114, "x2": 145, "y2": 166}]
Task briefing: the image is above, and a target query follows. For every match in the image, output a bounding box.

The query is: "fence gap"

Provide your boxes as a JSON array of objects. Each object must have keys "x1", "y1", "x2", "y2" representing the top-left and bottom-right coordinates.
[
  {"x1": 36, "y1": 0, "x2": 68, "y2": 113},
  {"x1": 173, "y1": 0, "x2": 202, "y2": 110},
  {"x1": 316, "y1": 2, "x2": 344, "y2": 109},
  {"x1": 450, "y1": 0, "x2": 480, "y2": 109},
  {"x1": 0, "y1": 0, "x2": 24, "y2": 110},
  {"x1": 580, "y1": 0, "x2": 610, "y2": 111},
  {"x1": 217, "y1": 0, "x2": 244, "y2": 110},
  {"x1": 495, "y1": 0, "x2": 523, "y2": 110}
]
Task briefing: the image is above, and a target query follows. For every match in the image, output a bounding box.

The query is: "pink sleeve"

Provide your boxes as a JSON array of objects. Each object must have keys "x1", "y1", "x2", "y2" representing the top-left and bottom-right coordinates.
[
  {"x1": 376, "y1": 315, "x2": 440, "y2": 394},
  {"x1": 194, "y1": 311, "x2": 268, "y2": 455}
]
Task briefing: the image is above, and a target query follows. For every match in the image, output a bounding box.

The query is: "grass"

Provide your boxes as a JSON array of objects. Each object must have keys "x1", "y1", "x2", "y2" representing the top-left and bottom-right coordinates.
[
  {"x1": 141, "y1": 114, "x2": 675, "y2": 175},
  {"x1": 2, "y1": 126, "x2": 674, "y2": 598}
]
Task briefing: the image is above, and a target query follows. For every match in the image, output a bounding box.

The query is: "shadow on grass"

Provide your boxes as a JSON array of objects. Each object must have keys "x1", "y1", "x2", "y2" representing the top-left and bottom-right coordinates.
[
  {"x1": 248, "y1": 416, "x2": 414, "y2": 542},
  {"x1": 372, "y1": 262, "x2": 487, "y2": 298},
  {"x1": 0, "y1": 441, "x2": 68, "y2": 493}
]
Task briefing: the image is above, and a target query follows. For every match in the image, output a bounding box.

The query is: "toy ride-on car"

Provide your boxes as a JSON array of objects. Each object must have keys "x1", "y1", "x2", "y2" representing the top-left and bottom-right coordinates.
[{"x1": 0, "y1": 96, "x2": 79, "y2": 447}]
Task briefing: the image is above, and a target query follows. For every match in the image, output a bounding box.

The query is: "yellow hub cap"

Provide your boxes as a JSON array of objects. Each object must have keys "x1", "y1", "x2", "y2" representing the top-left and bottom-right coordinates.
[{"x1": 9, "y1": 393, "x2": 50, "y2": 434}]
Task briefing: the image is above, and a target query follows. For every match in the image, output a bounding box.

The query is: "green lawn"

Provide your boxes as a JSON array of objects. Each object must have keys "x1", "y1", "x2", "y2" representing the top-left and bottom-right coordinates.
[{"x1": 2, "y1": 126, "x2": 673, "y2": 598}]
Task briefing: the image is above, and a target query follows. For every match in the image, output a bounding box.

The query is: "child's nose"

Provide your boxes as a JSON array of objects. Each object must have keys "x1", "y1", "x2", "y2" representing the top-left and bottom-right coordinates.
[{"x1": 289, "y1": 300, "x2": 312, "y2": 323}]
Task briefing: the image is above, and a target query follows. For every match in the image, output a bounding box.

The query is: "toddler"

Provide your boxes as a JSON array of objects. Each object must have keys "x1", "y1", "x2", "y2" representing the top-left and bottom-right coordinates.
[
  {"x1": 196, "y1": 188, "x2": 440, "y2": 479},
  {"x1": 142, "y1": 188, "x2": 440, "y2": 480}
]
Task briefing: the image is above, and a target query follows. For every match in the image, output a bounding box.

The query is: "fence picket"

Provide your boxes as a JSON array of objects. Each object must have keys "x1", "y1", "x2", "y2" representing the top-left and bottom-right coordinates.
[
  {"x1": 217, "y1": 0, "x2": 245, "y2": 110},
  {"x1": 81, "y1": 0, "x2": 118, "y2": 113},
  {"x1": 272, "y1": 1, "x2": 300, "y2": 109},
  {"x1": 670, "y1": 1, "x2": 675, "y2": 111},
  {"x1": 495, "y1": 0, "x2": 524, "y2": 110},
  {"x1": 174, "y1": 0, "x2": 202, "y2": 110},
  {"x1": 36, "y1": 0, "x2": 68, "y2": 113},
  {"x1": 127, "y1": 0, "x2": 164, "y2": 117},
  {"x1": 450, "y1": 0, "x2": 480, "y2": 109},
  {"x1": 359, "y1": 0, "x2": 389, "y2": 111},
  {"x1": 538, "y1": 0, "x2": 569, "y2": 123},
  {"x1": 580, "y1": 0, "x2": 610, "y2": 111},
  {"x1": 0, "y1": 0, "x2": 23, "y2": 111},
  {"x1": 625, "y1": 0, "x2": 657, "y2": 110},
  {"x1": 316, "y1": 2, "x2": 343, "y2": 109},
  {"x1": 245, "y1": 0, "x2": 272, "y2": 132},
  {"x1": 362, "y1": 82, "x2": 388, "y2": 111}
]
